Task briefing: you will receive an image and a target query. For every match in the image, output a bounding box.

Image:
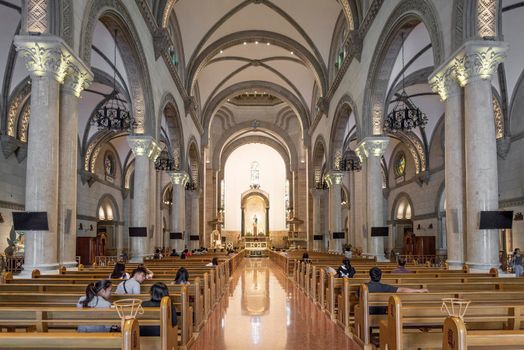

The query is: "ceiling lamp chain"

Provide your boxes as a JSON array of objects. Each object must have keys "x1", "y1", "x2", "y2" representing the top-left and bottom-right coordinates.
[
  {"x1": 91, "y1": 29, "x2": 137, "y2": 132},
  {"x1": 383, "y1": 32, "x2": 428, "y2": 133}
]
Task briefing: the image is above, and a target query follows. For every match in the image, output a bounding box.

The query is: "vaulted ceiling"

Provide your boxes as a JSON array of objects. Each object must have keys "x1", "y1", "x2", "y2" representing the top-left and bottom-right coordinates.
[{"x1": 156, "y1": 0, "x2": 362, "y2": 137}]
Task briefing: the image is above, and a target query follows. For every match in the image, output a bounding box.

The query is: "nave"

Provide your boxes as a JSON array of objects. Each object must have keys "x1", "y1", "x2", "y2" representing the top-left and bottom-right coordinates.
[{"x1": 191, "y1": 258, "x2": 358, "y2": 350}]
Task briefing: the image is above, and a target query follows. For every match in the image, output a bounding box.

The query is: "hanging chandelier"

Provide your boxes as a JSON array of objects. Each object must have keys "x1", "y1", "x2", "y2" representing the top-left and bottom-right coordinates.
[
  {"x1": 383, "y1": 32, "x2": 428, "y2": 133},
  {"x1": 154, "y1": 149, "x2": 176, "y2": 171},
  {"x1": 91, "y1": 29, "x2": 136, "y2": 132},
  {"x1": 339, "y1": 151, "x2": 362, "y2": 172}
]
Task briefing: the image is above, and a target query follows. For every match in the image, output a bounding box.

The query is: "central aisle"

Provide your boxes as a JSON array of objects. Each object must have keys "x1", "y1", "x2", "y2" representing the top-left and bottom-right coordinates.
[{"x1": 191, "y1": 258, "x2": 360, "y2": 350}]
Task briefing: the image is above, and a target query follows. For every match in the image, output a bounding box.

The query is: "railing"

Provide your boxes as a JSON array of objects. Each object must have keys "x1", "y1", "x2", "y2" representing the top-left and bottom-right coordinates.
[
  {"x1": 245, "y1": 241, "x2": 269, "y2": 250},
  {"x1": 94, "y1": 256, "x2": 121, "y2": 266},
  {"x1": 4, "y1": 255, "x2": 24, "y2": 273},
  {"x1": 398, "y1": 254, "x2": 447, "y2": 266}
]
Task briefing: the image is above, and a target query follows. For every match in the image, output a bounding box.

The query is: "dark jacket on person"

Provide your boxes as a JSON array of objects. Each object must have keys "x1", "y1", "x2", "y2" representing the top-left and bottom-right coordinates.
[
  {"x1": 336, "y1": 264, "x2": 356, "y2": 278},
  {"x1": 140, "y1": 300, "x2": 178, "y2": 336}
]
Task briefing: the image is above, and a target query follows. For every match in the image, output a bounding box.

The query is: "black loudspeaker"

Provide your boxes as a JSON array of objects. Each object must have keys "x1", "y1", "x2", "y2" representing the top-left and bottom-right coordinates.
[
  {"x1": 313, "y1": 235, "x2": 323, "y2": 241},
  {"x1": 12, "y1": 212, "x2": 49, "y2": 231},
  {"x1": 189, "y1": 235, "x2": 200, "y2": 241},
  {"x1": 64, "y1": 209, "x2": 72, "y2": 234},
  {"x1": 479, "y1": 211, "x2": 513, "y2": 229},
  {"x1": 129, "y1": 227, "x2": 147, "y2": 237},
  {"x1": 332, "y1": 232, "x2": 345, "y2": 239},
  {"x1": 170, "y1": 232, "x2": 183, "y2": 240},
  {"x1": 371, "y1": 227, "x2": 389, "y2": 237}
]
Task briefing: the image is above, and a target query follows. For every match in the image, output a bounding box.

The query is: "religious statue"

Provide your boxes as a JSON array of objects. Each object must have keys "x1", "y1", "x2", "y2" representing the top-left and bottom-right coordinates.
[
  {"x1": 253, "y1": 215, "x2": 258, "y2": 235},
  {"x1": 211, "y1": 229, "x2": 222, "y2": 248}
]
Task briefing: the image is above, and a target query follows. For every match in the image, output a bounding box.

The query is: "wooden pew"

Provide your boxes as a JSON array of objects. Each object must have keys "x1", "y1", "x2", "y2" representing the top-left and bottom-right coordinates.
[
  {"x1": 443, "y1": 316, "x2": 524, "y2": 350},
  {"x1": 0, "y1": 318, "x2": 140, "y2": 350},
  {"x1": 378, "y1": 295, "x2": 524, "y2": 350},
  {"x1": 0, "y1": 292, "x2": 190, "y2": 349}
]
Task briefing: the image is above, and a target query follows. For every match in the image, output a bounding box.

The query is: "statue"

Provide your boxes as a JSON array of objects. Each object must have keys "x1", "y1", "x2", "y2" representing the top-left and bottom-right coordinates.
[
  {"x1": 252, "y1": 215, "x2": 258, "y2": 235},
  {"x1": 211, "y1": 229, "x2": 222, "y2": 248}
]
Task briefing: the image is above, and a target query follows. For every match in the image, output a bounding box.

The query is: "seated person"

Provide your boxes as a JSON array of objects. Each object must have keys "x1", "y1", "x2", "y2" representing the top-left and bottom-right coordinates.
[
  {"x1": 153, "y1": 249, "x2": 163, "y2": 260},
  {"x1": 170, "y1": 249, "x2": 179, "y2": 257},
  {"x1": 367, "y1": 267, "x2": 427, "y2": 314},
  {"x1": 206, "y1": 257, "x2": 219, "y2": 266},
  {"x1": 391, "y1": 258, "x2": 413, "y2": 273},
  {"x1": 115, "y1": 266, "x2": 147, "y2": 294},
  {"x1": 138, "y1": 264, "x2": 155, "y2": 279},
  {"x1": 301, "y1": 252, "x2": 311, "y2": 263},
  {"x1": 174, "y1": 267, "x2": 190, "y2": 285},
  {"x1": 77, "y1": 280, "x2": 113, "y2": 332},
  {"x1": 336, "y1": 257, "x2": 356, "y2": 278},
  {"x1": 140, "y1": 282, "x2": 177, "y2": 336},
  {"x1": 109, "y1": 262, "x2": 129, "y2": 280}
]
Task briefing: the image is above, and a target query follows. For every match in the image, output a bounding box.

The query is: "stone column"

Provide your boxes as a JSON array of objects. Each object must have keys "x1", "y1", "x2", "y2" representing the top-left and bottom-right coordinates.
[
  {"x1": 188, "y1": 190, "x2": 201, "y2": 250},
  {"x1": 14, "y1": 36, "x2": 73, "y2": 274},
  {"x1": 58, "y1": 62, "x2": 93, "y2": 268},
  {"x1": 169, "y1": 171, "x2": 189, "y2": 252},
  {"x1": 127, "y1": 136, "x2": 160, "y2": 262},
  {"x1": 429, "y1": 67, "x2": 466, "y2": 269},
  {"x1": 357, "y1": 137, "x2": 389, "y2": 261},
  {"x1": 326, "y1": 171, "x2": 344, "y2": 252},
  {"x1": 155, "y1": 171, "x2": 164, "y2": 249},
  {"x1": 310, "y1": 189, "x2": 322, "y2": 251},
  {"x1": 458, "y1": 42, "x2": 507, "y2": 270}
]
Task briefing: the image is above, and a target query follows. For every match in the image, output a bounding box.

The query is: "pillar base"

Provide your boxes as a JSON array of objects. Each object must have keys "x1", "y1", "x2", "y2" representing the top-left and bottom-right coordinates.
[
  {"x1": 365, "y1": 253, "x2": 387, "y2": 262},
  {"x1": 61, "y1": 261, "x2": 78, "y2": 269},
  {"x1": 129, "y1": 256, "x2": 145, "y2": 263},
  {"x1": 19, "y1": 262, "x2": 59, "y2": 277},
  {"x1": 465, "y1": 261, "x2": 499, "y2": 272},
  {"x1": 446, "y1": 260, "x2": 465, "y2": 270}
]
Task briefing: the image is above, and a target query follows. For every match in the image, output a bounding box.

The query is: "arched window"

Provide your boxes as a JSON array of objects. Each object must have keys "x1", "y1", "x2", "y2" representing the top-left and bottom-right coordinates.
[
  {"x1": 396, "y1": 197, "x2": 412, "y2": 220},
  {"x1": 394, "y1": 152, "x2": 406, "y2": 179}
]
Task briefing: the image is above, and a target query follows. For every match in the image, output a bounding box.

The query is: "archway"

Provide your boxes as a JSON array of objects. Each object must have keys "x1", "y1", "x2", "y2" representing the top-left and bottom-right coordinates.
[
  {"x1": 391, "y1": 194, "x2": 414, "y2": 253},
  {"x1": 241, "y1": 190, "x2": 270, "y2": 236}
]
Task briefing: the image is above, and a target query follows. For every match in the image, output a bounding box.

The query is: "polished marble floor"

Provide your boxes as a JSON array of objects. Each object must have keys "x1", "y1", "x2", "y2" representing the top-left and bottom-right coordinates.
[{"x1": 190, "y1": 258, "x2": 360, "y2": 350}]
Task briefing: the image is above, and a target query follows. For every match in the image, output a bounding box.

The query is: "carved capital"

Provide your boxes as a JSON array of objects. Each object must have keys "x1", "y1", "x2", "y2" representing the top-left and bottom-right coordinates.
[
  {"x1": 356, "y1": 136, "x2": 389, "y2": 158},
  {"x1": 127, "y1": 136, "x2": 161, "y2": 161},
  {"x1": 184, "y1": 96, "x2": 198, "y2": 113},
  {"x1": 316, "y1": 96, "x2": 329, "y2": 115},
  {"x1": 1, "y1": 135, "x2": 21, "y2": 159},
  {"x1": 497, "y1": 137, "x2": 511, "y2": 159},
  {"x1": 453, "y1": 41, "x2": 507, "y2": 86},
  {"x1": 168, "y1": 171, "x2": 189, "y2": 187},
  {"x1": 346, "y1": 30, "x2": 362, "y2": 61},
  {"x1": 428, "y1": 67, "x2": 460, "y2": 102},
  {"x1": 14, "y1": 36, "x2": 71, "y2": 82},
  {"x1": 153, "y1": 27, "x2": 170, "y2": 60},
  {"x1": 324, "y1": 171, "x2": 344, "y2": 188},
  {"x1": 15, "y1": 35, "x2": 93, "y2": 90}
]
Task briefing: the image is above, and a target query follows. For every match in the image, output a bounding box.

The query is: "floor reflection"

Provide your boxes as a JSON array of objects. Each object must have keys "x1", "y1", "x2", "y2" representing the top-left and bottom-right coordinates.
[{"x1": 190, "y1": 258, "x2": 360, "y2": 350}]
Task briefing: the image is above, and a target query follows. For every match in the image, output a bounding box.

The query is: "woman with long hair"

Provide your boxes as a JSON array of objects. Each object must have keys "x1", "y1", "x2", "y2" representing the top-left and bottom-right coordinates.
[
  {"x1": 76, "y1": 280, "x2": 113, "y2": 332},
  {"x1": 109, "y1": 262, "x2": 129, "y2": 280},
  {"x1": 140, "y1": 282, "x2": 177, "y2": 336},
  {"x1": 174, "y1": 267, "x2": 190, "y2": 284}
]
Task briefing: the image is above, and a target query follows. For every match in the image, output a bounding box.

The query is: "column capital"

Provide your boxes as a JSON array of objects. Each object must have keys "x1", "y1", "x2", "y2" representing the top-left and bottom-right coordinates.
[
  {"x1": 168, "y1": 171, "x2": 189, "y2": 187},
  {"x1": 127, "y1": 135, "x2": 161, "y2": 161},
  {"x1": 14, "y1": 35, "x2": 93, "y2": 87},
  {"x1": 324, "y1": 171, "x2": 344, "y2": 188},
  {"x1": 63, "y1": 61, "x2": 94, "y2": 98},
  {"x1": 356, "y1": 136, "x2": 389, "y2": 158},
  {"x1": 428, "y1": 67, "x2": 461, "y2": 102},
  {"x1": 429, "y1": 40, "x2": 507, "y2": 90}
]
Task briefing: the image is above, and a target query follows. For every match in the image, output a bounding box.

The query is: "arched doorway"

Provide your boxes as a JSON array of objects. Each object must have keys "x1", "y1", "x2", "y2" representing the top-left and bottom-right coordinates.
[{"x1": 391, "y1": 194, "x2": 414, "y2": 253}]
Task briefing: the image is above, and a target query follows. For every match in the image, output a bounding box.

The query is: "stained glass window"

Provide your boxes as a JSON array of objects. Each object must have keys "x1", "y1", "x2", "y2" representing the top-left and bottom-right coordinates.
[
  {"x1": 394, "y1": 152, "x2": 406, "y2": 178},
  {"x1": 250, "y1": 161, "x2": 260, "y2": 187}
]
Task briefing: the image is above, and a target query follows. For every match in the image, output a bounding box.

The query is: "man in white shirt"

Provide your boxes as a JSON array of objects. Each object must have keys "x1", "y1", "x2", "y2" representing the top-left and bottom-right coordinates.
[{"x1": 115, "y1": 267, "x2": 147, "y2": 294}]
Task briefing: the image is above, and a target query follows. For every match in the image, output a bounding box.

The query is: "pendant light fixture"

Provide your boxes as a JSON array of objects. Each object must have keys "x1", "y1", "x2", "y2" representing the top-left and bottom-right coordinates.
[
  {"x1": 91, "y1": 29, "x2": 136, "y2": 132},
  {"x1": 383, "y1": 32, "x2": 428, "y2": 132}
]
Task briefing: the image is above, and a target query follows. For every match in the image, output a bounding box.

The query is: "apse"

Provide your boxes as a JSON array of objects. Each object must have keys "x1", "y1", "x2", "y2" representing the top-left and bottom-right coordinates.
[{"x1": 224, "y1": 143, "x2": 286, "y2": 232}]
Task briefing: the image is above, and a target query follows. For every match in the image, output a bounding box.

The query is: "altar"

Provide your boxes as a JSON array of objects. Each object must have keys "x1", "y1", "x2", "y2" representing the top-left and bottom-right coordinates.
[{"x1": 242, "y1": 236, "x2": 271, "y2": 257}]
